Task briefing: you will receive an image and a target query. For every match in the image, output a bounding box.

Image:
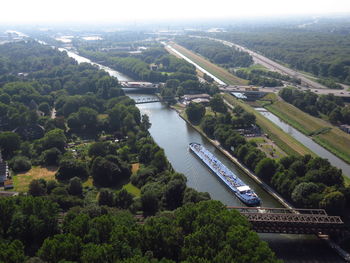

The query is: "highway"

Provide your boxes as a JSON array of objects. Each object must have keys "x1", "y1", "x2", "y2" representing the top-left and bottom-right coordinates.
[{"x1": 198, "y1": 36, "x2": 329, "y2": 90}]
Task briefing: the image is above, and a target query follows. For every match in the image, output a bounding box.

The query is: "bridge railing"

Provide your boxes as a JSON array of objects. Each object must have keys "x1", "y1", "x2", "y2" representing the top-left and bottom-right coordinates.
[{"x1": 227, "y1": 206, "x2": 328, "y2": 215}]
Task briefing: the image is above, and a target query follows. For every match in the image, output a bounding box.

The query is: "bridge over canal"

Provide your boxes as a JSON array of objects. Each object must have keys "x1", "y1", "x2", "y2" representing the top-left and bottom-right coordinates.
[
  {"x1": 228, "y1": 207, "x2": 345, "y2": 235},
  {"x1": 133, "y1": 97, "x2": 161, "y2": 104}
]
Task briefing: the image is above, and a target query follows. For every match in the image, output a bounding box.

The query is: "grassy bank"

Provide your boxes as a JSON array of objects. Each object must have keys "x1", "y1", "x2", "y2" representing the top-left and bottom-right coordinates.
[
  {"x1": 264, "y1": 96, "x2": 350, "y2": 164},
  {"x1": 223, "y1": 94, "x2": 315, "y2": 157},
  {"x1": 167, "y1": 43, "x2": 248, "y2": 86}
]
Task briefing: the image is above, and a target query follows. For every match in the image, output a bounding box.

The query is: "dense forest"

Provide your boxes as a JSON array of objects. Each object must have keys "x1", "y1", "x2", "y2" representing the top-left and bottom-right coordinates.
[
  {"x1": 280, "y1": 87, "x2": 350, "y2": 125},
  {"x1": 186, "y1": 95, "x2": 350, "y2": 215},
  {"x1": 0, "y1": 41, "x2": 281, "y2": 262},
  {"x1": 213, "y1": 28, "x2": 350, "y2": 84}
]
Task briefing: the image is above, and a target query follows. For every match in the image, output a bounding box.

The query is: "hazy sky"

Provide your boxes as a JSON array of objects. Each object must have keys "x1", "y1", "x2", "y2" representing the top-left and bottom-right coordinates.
[{"x1": 2, "y1": 0, "x2": 350, "y2": 23}]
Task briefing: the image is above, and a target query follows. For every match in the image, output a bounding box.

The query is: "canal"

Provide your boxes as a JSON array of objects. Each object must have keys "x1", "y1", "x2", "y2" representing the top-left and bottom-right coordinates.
[
  {"x1": 59, "y1": 48, "x2": 132, "y2": 82},
  {"x1": 62, "y1": 49, "x2": 344, "y2": 262},
  {"x1": 128, "y1": 93, "x2": 344, "y2": 263},
  {"x1": 256, "y1": 108, "x2": 350, "y2": 178}
]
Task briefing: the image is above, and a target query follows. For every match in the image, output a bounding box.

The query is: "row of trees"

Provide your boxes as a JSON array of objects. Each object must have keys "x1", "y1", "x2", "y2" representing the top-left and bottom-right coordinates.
[
  {"x1": 185, "y1": 95, "x2": 350, "y2": 215},
  {"x1": 280, "y1": 87, "x2": 350, "y2": 125},
  {"x1": 235, "y1": 69, "x2": 283, "y2": 87}
]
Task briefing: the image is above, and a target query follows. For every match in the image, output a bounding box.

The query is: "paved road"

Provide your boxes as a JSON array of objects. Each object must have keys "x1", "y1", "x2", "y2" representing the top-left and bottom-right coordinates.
[{"x1": 197, "y1": 36, "x2": 329, "y2": 90}]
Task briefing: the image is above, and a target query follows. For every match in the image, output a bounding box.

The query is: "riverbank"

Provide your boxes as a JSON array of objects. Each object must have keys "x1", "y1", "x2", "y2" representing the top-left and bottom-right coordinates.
[
  {"x1": 265, "y1": 98, "x2": 350, "y2": 164},
  {"x1": 222, "y1": 93, "x2": 316, "y2": 157},
  {"x1": 172, "y1": 104, "x2": 350, "y2": 262},
  {"x1": 172, "y1": 105, "x2": 293, "y2": 209}
]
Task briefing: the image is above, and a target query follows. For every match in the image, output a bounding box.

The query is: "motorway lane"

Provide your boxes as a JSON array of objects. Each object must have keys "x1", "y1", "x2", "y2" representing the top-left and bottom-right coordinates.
[{"x1": 199, "y1": 36, "x2": 329, "y2": 90}]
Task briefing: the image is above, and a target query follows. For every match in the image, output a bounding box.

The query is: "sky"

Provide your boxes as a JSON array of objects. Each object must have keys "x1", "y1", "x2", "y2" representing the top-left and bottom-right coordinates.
[{"x1": 2, "y1": 0, "x2": 350, "y2": 23}]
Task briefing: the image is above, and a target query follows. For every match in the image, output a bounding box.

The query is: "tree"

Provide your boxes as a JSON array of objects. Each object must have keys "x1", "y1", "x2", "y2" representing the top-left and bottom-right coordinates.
[
  {"x1": 0, "y1": 132, "x2": 21, "y2": 158},
  {"x1": 67, "y1": 113, "x2": 81, "y2": 132},
  {"x1": 38, "y1": 102, "x2": 51, "y2": 116},
  {"x1": 88, "y1": 142, "x2": 109, "y2": 157},
  {"x1": 151, "y1": 149, "x2": 168, "y2": 171},
  {"x1": 241, "y1": 112, "x2": 256, "y2": 127},
  {"x1": 91, "y1": 157, "x2": 123, "y2": 187},
  {"x1": 166, "y1": 79, "x2": 180, "y2": 89},
  {"x1": 40, "y1": 147, "x2": 61, "y2": 166},
  {"x1": 77, "y1": 107, "x2": 98, "y2": 131},
  {"x1": 164, "y1": 178, "x2": 186, "y2": 210},
  {"x1": 186, "y1": 102, "x2": 205, "y2": 124},
  {"x1": 6, "y1": 196, "x2": 59, "y2": 252},
  {"x1": 182, "y1": 188, "x2": 211, "y2": 204},
  {"x1": 10, "y1": 156, "x2": 31, "y2": 172},
  {"x1": 254, "y1": 158, "x2": 277, "y2": 183},
  {"x1": 42, "y1": 129, "x2": 67, "y2": 152},
  {"x1": 56, "y1": 158, "x2": 89, "y2": 181},
  {"x1": 98, "y1": 189, "x2": 115, "y2": 207},
  {"x1": 201, "y1": 116, "x2": 216, "y2": 138},
  {"x1": 209, "y1": 94, "x2": 227, "y2": 115},
  {"x1": 176, "y1": 86, "x2": 184, "y2": 98},
  {"x1": 141, "y1": 190, "x2": 159, "y2": 216},
  {"x1": 38, "y1": 233, "x2": 82, "y2": 263},
  {"x1": 81, "y1": 243, "x2": 116, "y2": 263},
  {"x1": 291, "y1": 182, "x2": 321, "y2": 207},
  {"x1": 141, "y1": 114, "x2": 151, "y2": 131},
  {"x1": 141, "y1": 216, "x2": 182, "y2": 261},
  {"x1": 28, "y1": 179, "x2": 47, "y2": 196},
  {"x1": 319, "y1": 191, "x2": 346, "y2": 215},
  {"x1": 68, "y1": 177, "x2": 83, "y2": 196},
  {"x1": 329, "y1": 107, "x2": 342, "y2": 124},
  {"x1": 115, "y1": 189, "x2": 134, "y2": 209},
  {"x1": 0, "y1": 239, "x2": 26, "y2": 263}
]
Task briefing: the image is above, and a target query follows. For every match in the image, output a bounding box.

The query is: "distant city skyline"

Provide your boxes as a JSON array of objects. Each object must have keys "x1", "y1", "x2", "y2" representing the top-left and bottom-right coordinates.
[{"x1": 1, "y1": 0, "x2": 350, "y2": 23}]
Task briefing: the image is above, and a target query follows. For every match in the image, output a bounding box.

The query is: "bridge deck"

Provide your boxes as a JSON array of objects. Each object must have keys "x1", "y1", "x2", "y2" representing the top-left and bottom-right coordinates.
[{"x1": 228, "y1": 207, "x2": 345, "y2": 235}]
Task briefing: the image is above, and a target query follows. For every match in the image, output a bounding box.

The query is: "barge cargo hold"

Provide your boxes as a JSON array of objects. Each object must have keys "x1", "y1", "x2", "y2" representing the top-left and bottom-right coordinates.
[{"x1": 189, "y1": 142, "x2": 261, "y2": 206}]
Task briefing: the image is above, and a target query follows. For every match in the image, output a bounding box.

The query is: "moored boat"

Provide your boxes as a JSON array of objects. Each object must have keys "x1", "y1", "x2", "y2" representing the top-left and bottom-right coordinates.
[{"x1": 189, "y1": 142, "x2": 261, "y2": 206}]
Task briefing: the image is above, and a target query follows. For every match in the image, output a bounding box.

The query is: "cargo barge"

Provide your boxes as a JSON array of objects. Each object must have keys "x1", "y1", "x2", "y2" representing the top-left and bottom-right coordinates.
[{"x1": 189, "y1": 142, "x2": 261, "y2": 206}]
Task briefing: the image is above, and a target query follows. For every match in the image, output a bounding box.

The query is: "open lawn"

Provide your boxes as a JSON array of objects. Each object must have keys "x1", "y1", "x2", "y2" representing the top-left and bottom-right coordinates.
[
  {"x1": 131, "y1": 163, "x2": 140, "y2": 174},
  {"x1": 13, "y1": 166, "x2": 58, "y2": 192},
  {"x1": 123, "y1": 183, "x2": 141, "y2": 197},
  {"x1": 265, "y1": 97, "x2": 350, "y2": 164},
  {"x1": 167, "y1": 43, "x2": 248, "y2": 86},
  {"x1": 248, "y1": 137, "x2": 286, "y2": 160},
  {"x1": 82, "y1": 177, "x2": 94, "y2": 188},
  {"x1": 223, "y1": 93, "x2": 315, "y2": 157}
]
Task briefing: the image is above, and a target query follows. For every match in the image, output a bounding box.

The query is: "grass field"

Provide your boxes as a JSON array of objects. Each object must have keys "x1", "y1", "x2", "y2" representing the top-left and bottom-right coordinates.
[
  {"x1": 82, "y1": 177, "x2": 94, "y2": 188},
  {"x1": 123, "y1": 183, "x2": 141, "y2": 197},
  {"x1": 248, "y1": 137, "x2": 286, "y2": 160},
  {"x1": 167, "y1": 43, "x2": 248, "y2": 86},
  {"x1": 264, "y1": 96, "x2": 350, "y2": 164},
  {"x1": 13, "y1": 166, "x2": 57, "y2": 192},
  {"x1": 131, "y1": 163, "x2": 140, "y2": 174},
  {"x1": 223, "y1": 94, "x2": 315, "y2": 157}
]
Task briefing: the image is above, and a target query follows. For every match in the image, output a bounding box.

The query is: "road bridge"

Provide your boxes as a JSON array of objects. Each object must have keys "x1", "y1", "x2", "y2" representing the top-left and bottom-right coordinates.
[{"x1": 228, "y1": 207, "x2": 345, "y2": 235}]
